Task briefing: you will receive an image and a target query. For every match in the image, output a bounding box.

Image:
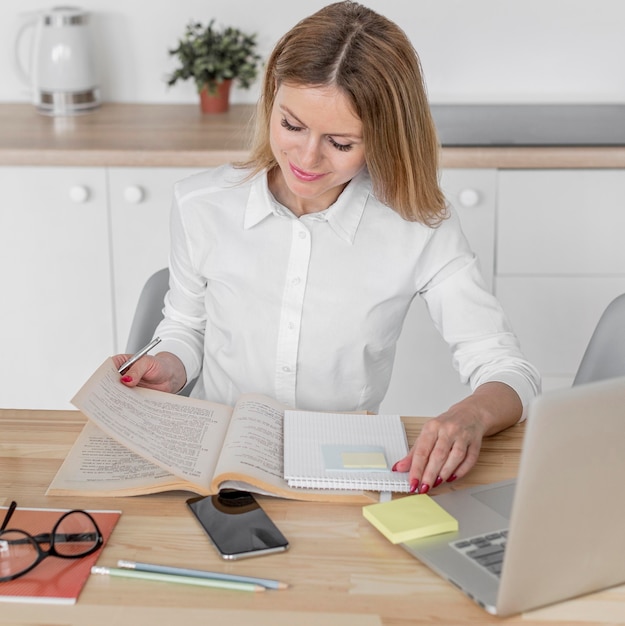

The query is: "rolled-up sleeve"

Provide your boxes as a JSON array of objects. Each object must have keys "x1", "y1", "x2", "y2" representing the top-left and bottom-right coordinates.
[{"x1": 419, "y1": 215, "x2": 541, "y2": 421}]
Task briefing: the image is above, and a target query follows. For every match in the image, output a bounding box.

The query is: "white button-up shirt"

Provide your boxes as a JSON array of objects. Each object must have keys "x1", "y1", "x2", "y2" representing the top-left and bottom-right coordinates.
[{"x1": 156, "y1": 165, "x2": 540, "y2": 415}]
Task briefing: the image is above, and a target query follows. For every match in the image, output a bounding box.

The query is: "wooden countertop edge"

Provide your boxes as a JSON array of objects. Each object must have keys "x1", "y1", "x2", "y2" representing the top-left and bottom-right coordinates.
[
  {"x1": 440, "y1": 146, "x2": 625, "y2": 169},
  {"x1": 3, "y1": 146, "x2": 625, "y2": 169},
  {"x1": 0, "y1": 149, "x2": 251, "y2": 168}
]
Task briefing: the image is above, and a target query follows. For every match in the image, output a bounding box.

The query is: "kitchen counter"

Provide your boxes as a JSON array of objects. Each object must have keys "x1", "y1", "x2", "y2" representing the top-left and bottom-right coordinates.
[
  {"x1": 0, "y1": 102, "x2": 254, "y2": 167},
  {"x1": 2, "y1": 102, "x2": 625, "y2": 168}
]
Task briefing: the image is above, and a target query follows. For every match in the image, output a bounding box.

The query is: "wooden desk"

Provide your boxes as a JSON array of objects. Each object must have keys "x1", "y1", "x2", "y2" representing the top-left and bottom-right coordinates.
[{"x1": 1, "y1": 409, "x2": 623, "y2": 626}]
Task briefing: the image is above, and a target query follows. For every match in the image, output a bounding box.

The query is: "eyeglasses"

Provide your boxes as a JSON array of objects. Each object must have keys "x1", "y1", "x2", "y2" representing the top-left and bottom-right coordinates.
[{"x1": 0, "y1": 501, "x2": 103, "y2": 582}]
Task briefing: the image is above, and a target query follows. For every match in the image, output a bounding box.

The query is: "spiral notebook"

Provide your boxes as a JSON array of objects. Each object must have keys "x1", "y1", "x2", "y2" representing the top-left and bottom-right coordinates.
[{"x1": 283, "y1": 411, "x2": 411, "y2": 492}]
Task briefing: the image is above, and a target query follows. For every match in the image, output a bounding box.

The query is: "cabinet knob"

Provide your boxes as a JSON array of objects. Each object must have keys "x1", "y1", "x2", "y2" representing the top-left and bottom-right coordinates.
[
  {"x1": 458, "y1": 188, "x2": 480, "y2": 208},
  {"x1": 69, "y1": 185, "x2": 90, "y2": 203},
  {"x1": 124, "y1": 185, "x2": 145, "y2": 204}
]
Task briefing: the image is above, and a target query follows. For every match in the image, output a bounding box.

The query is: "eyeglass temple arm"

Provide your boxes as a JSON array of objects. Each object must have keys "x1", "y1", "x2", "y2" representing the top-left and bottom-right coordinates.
[
  {"x1": 0, "y1": 501, "x2": 17, "y2": 531},
  {"x1": 32, "y1": 532, "x2": 100, "y2": 543},
  {"x1": 1, "y1": 533, "x2": 98, "y2": 546}
]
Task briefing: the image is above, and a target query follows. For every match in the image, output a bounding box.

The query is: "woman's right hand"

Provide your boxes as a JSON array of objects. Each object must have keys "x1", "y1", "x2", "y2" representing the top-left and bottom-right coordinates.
[{"x1": 112, "y1": 351, "x2": 187, "y2": 394}]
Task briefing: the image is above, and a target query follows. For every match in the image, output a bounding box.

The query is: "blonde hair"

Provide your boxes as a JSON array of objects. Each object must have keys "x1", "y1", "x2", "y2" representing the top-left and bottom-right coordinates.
[{"x1": 241, "y1": 1, "x2": 447, "y2": 225}]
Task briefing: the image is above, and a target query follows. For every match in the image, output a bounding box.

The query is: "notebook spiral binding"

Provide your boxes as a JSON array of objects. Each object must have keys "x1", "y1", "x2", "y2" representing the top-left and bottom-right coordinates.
[{"x1": 286, "y1": 476, "x2": 411, "y2": 491}]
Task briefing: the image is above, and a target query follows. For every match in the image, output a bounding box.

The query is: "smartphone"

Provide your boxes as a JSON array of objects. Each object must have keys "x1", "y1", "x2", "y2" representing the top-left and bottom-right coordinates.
[{"x1": 186, "y1": 490, "x2": 289, "y2": 560}]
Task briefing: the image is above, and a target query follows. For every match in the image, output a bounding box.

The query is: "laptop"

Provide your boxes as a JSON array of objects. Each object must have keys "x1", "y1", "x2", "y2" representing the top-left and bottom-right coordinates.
[{"x1": 401, "y1": 375, "x2": 625, "y2": 616}]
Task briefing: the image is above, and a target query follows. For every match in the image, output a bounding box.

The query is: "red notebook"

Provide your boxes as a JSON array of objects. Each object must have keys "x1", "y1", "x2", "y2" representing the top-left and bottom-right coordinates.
[{"x1": 0, "y1": 506, "x2": 120, "y2": 604}]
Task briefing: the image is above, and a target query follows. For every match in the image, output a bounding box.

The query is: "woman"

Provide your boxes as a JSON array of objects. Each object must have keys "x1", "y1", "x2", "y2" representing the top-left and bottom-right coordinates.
[{"x1": 113, "y1": 1, "x2": 540, "y2": 495}]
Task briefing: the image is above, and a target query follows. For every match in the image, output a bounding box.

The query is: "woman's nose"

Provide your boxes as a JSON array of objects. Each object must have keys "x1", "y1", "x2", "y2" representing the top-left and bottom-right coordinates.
[{"x1": 298, "y1": 137, "x2": 322, "y2": 169}]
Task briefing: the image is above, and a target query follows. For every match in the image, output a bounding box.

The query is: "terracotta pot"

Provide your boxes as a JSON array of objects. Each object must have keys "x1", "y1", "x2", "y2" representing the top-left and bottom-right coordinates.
[{"x1": 199, "y1": 80, "x2": 232, "y2": 114}]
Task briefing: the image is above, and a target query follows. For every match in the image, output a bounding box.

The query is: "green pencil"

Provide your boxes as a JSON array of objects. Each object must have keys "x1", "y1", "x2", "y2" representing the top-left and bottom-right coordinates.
[
  {"x1": 91, "y1": 566, "x2": 265, "y2": 592},
  {"x1": 117, "y1": 559, "x2": 289, "y2": 589}
]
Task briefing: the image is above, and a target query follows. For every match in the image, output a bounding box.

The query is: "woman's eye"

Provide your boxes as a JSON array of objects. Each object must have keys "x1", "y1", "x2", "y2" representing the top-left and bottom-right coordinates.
[
  {"x1": 280, "y1": 117, "x2": 352, "y2": 152},
  {"x1": 328, "y1": 137, "x2": 352, "y2": 152},
  {"x1": 281, "y1": 118, "x2": 301, "y2": 132}
]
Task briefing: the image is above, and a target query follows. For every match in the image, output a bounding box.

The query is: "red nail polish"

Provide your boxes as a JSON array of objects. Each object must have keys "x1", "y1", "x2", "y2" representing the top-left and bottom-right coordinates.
[
  {"x1": 433, "y1": 476, "x2": 443, "y2": 488},
  {"x1": 121, "y1": 375, "x2": 133, "y2": 383},
  {"x1": 409, "y1": 479, "x2": 419, "y2": 493},
  {"x1": 419, "y1": 483, "x2": 430, "y2": 494},
  {"x1": 391, "y1": 462, "x2": 399, "y2": 472},
  {"x1": 446, "y1": 474, "x2": 458, "y2": 483}
]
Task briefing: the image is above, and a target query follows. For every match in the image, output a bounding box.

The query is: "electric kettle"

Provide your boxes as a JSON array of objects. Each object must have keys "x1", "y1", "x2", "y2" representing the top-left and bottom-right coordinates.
[{"x1": 14, "y1": 6, "x2": 100, "y2": 116}]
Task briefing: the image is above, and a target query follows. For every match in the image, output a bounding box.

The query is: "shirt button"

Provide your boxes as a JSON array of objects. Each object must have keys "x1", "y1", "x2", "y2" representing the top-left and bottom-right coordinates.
[
  {"x1": 292, "y1": 277, "x2": 301, "y2": 286},
  {"x1": 288, "y1": 322, "x2": 295, "y2": 330},
  {"x1": 282, "y1": 366, "x2": 290, "y2": 373},
  {"x1": 298, "y1": 230, "x2": 307, "y2": 239}
]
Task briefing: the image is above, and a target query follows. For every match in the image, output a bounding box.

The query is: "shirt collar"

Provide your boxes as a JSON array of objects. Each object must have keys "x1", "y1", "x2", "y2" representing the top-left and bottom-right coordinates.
[
  {"x1": 244, "y1": 172, "x2": 276, "y2": 230},
  {"x1": 244, "y1": 169, "x2": 372, "y2": 245}
]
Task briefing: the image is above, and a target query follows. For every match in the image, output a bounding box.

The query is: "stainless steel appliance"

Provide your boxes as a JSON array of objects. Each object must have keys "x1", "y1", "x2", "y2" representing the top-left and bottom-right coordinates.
[{"x1": 431, "y1": 104, "x2": 625, "y2": 146}]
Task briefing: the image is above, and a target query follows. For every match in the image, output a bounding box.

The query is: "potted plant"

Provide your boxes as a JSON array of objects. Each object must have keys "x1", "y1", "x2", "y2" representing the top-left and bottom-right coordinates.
[{"x1": 167, "y1": 20, "x2": 262, "y2": 113}]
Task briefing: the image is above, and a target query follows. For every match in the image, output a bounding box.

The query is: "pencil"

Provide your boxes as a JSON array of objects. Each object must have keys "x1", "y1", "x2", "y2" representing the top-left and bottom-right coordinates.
[
  {"x1": 117, "y1": 559, "x2": 289, "y2": 590},
  {"x1": 91, "y1": 565, "x2": 265, "y2": 592}
]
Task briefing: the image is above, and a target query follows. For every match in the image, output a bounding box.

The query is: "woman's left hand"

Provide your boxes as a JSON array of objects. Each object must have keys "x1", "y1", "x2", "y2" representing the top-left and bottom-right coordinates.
[{"x1": 392, "y1": 382, "x2": 523, "y2": 494}]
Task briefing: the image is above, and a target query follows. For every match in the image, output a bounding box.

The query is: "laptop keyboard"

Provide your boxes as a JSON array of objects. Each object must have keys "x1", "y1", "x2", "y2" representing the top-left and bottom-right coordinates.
[{"x1": 451, "y1": 529, "x2": 508, "y2": 577}]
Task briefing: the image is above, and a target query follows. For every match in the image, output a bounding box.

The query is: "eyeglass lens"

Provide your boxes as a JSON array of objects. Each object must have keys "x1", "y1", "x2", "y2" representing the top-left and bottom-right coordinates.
[
  {"x1": 0, "y1": 531, "x2": 38, "y2": 579},
  {"x1": 0, "y1": 510, "x2": 100, "y2": 580},
  {"x1": 50, "y1": 511, "x2": 101, "y2": 556}
]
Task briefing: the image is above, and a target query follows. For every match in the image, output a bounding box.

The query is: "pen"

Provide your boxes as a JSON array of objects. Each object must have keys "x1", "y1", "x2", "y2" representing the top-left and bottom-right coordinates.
[
  {"x1": 118, "y1": 336, "x2": 162, "y2": 374},
  {"x1": 91, "y1": 565, "x2": 265, "y2": 593},
  {"x1": 117, "y1": 559, "x2": 289, "y2": 590}
]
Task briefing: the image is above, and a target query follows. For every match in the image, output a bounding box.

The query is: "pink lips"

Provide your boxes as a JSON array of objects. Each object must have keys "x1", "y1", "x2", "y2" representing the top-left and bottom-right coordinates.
[{"x1": 289, "y1": 162, "x2": 326, "y2": 182}]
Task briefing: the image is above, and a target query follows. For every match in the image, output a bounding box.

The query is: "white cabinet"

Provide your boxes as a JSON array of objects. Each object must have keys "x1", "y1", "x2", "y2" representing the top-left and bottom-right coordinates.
[
  {"x1": 0, "y1": 166, "x2": 198, "y2": 409},
  {"x1": 4, "y1": 164, "x2": 622, "y2": 411},
  {"x1": 496, "y1": 170, "x2": 625, "y2": 390},
  {"x1": 109, "y1": 167, "x2": 200, "y2": 352},
  {"x1": 380, "y1": 169, "x2": 498, "y2": 416},
  {"x1": 0, "y1": 167, "x2": 114, "y2": 409},
  {"x1": 383, "y1": 167, "x2": 625, "y2": 413}
]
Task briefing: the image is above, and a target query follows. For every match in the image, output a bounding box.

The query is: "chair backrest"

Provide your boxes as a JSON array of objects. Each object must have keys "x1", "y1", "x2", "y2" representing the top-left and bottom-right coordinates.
[
  {"x1": 125, "y1": 268, "x2": 195, "y2": 396},
  {"x1": 573, "y1": 293, "x2": 625, "y2": 386},
  {"x1": 125, "y1": 268, "x2": 169, "y2": 354}
]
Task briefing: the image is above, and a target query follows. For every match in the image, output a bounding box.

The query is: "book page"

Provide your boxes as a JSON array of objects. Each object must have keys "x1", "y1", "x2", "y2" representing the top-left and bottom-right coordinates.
[
  {"x1": 213, "y1": 394, "x2": 291, "y2": 493},
  {"x1": 71, "y1": 359, "x2": 234, "y2": 487},
  {"x1": 212, "y1": 396, "x2": 374, "y2": 502},
  {"x1": 47, "y1": 421, "x2": 197, "y2": 496}
]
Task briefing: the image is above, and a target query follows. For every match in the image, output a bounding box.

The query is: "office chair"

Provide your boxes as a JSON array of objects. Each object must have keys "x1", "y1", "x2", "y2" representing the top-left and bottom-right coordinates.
[
  {"x1": 573, "y1": 292, "x2": 625, "y2": 386},
  {"x1": 124, "y1": 268, "x2": 195, "y2": 396},
  {"x1": 125, "y1": 268, "x2": 170, "y2": 354}
]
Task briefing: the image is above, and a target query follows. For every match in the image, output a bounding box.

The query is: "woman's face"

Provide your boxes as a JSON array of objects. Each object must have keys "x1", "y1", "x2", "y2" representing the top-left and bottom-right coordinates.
[{"x1": 269, "y1": 83, "x2": 366, "y2": 216}]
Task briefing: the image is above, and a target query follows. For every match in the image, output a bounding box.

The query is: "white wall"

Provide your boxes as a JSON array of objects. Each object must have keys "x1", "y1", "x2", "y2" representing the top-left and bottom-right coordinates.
[{"x1": 3, "y1": 0, "x2": 625, "y2": 105}]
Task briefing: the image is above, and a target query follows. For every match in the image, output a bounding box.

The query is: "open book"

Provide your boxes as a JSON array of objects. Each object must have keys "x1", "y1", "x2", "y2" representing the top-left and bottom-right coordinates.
[{"x1": 47, "y1": 359, "x2": 375, "y2": 503}]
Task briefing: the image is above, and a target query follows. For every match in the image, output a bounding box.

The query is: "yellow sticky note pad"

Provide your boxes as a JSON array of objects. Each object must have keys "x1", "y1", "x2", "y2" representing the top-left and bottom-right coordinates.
[
  {"x1": 341, "y1": 451, "x2": 388, "y2": 469},
  {"x1": 363, "y1": 495, "x2": 458, "y2": 544}
]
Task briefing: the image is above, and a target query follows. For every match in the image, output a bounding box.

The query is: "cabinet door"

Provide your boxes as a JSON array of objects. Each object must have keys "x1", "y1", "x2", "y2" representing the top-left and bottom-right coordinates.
[
  {"x1": 496, "y1": 276, "x2": 625, "y2": 391},
  {"x1": 380, "y1": 169, "x2": 497, "y2": 416},
  {"x1": 496, "y1": 170, "x2": 625, "y2": 390},
  {"x1": 498, "y1": 170, "x2": 625, "y2": 275},
  {"x1": 0, "y1": 167, "x2": 114, "y2": 409},
  {"x1": 109, "y1": 167, "x2": 201, "y2": 351}
]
